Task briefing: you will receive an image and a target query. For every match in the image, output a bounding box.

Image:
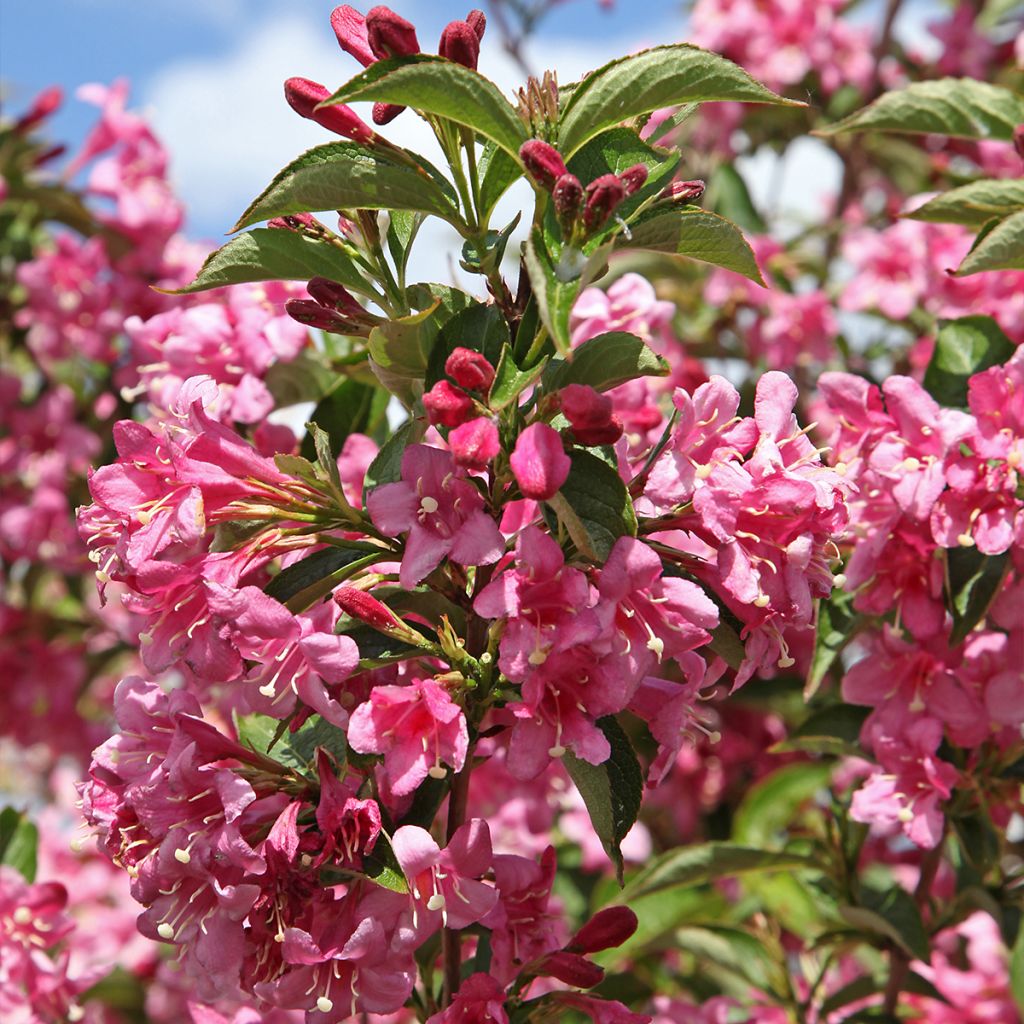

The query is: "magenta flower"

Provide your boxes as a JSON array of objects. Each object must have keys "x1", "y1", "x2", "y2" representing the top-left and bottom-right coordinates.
[
  {"x1": 509, "y1": 423, "x2": 570, "y2": 500},
  {"x1": 449, "y1": 416, "x2": 500, "y2": 470},
  {"x1": 366, "y1": 444, "x2": 503, "y2": 587},
  {"x1": 426, "y1": 972, "x2": 508, "y2": 1024},
  {"x1": 347, "y1": 677, "x2": 469, "y2": 795},
  {"x1": 391, "y1": 819, "x2": 497, "y2": 944}
]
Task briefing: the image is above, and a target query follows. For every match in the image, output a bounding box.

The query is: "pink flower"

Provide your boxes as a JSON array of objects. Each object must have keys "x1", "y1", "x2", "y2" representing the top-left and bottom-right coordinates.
[
  {"x1": 367, "y1": 444, "x2": 504, "y2": 587},
  {"x1": 449, "y1": 416, "x2": 500, "y2": 470},
  {"x1": 509, "y1": 423, "x2": 570, "y2": 500},
  {"x1": 347, "y1": 677, "x2": 469, "y2": 795},
  {"x1": 426, "y1": 972, "x2": 508, "y2": 1024}
]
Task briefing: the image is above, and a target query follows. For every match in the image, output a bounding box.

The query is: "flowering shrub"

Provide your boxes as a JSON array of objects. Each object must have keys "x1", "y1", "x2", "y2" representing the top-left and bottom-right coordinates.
[{"x1": 2, "y1": 2, "x2": 1024, "y2": 1022}]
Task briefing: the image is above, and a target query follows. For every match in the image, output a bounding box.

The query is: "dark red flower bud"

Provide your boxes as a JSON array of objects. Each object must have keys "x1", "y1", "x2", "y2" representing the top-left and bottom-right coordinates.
[
  {"x1": 520, "y1": 140, "x2": 568, "y2": 191},
  {"x1": 307, "y1": 277, "x2": 367, "y2": 320},
  {"x1": 449, "y1": 417, "x2": 500, "y2": 470},
  {"x1": 567, "y1": 907, "x2": 638, "y2": 954},
  {"x1": 560, "y1": 384, "x2": 613, "y2": 430},
  {"x1": 423, "y1": 380, "x2": 474, "y2": 427},
  {"x1": 331, "y1": 5, "x2": 375, "y2": 67},
  {"x1": 373, "y1": 101, "x2": 405, "y2": 125},
  {"x1": 662, "y1": 179, "x2": 706, "y2": 203},
  {"x1": 366, "y1": 6, "x2": 420, "y2": 58},
  {"x1": 445, "y1": 347, "x2": 495, "y2": 392},
  {"x1": 284, "y1": 78, "x2": 375, "y2": 143},
  {"x1": 618, "y1": 162, "x2": 648, "y2": 196},
  {"x1": 583, "y1": 173, "x2": 625, "y2": 231},
  {"x1": 572, "y1": 419, "x2": 624, "y2": 446},
  {"x1": 15, "y1": 85, "x2": 63, "y2": 133},
  {"x1": 285, "y1": 299, "x2": 358, "y2": 334},
  {"x1": 466, "y1": 9, "x2": 487, "y2": 39},
  {"x1": 538, "y1": 951, "x2": 605, "y2": 988},
  {"x1": 439, "y1": 20, "x2": 481, "y2": 69},
  {"x1": 1014, "y1": 124, "x2": 1024, "y2": 161},
  {"x1": 32, "y1": 144, "x2": 67, "y2": 168},
  {"x1": 552, "y1": 173, "x2": 584, "y2": 232},
  {"x1": 334, "y1": 587, "x2": 403, "y2": 631}
]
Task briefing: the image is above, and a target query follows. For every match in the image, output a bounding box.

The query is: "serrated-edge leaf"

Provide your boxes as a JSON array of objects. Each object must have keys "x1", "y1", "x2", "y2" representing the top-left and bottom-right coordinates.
[
  {"x1": 733, "y1": 762, "x2": 834, "y2": 849},
  {"x1": 564, "y1": 717, "x2": 643, "y2": 885},
  {"x1": 905, "y1": 179, "x2": 1024, "y2": 228},
  {"x1": 233, "y1": 142, "x2": 458, "y2": 232},
  {"x1": 163, "y1": 228, "x2": 368, "y2": 296},
  {"x1": 955, "y1": 208, "x2": 1024, "y2": 275},
  {"x1": 840, "y1": 886, "x2": 930, "y2": 962},
  {"x1": 322, "y1": 55, "x2": 527, "y2": 160},
  {"x1": 524, "y1": 228, "x2": 578, "y2": 354},
  {"x1": 558, "y1": 44, "x2": 802, "y2": 156},
  {"x1": 622, "y1": 208, "x2": 764, "y2": 284},
  {"x1": 818, "y1": 78, "x2": 1024, "y2": 141},
  {"x1": 544, "y1": 330, "x2": 669, "y2": 393}
]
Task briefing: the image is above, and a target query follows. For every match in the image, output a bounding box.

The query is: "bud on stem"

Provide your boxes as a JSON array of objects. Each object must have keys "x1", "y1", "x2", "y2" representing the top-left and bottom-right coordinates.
[{"x1": 284, "y1": 78, "x2": 376, "y2": 144}]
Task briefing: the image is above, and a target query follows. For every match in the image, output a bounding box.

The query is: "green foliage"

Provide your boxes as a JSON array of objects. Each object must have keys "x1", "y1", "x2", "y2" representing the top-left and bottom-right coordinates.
[
  {"x1": 564, "y1": 717, "x2": 644, "y2": 884},
  {"x1": 557, "y1": 44, "x2": 802, "y2": 157},
  {"x1": 543, "y1": 331, "x2": 669, "y2": 393},
  {"x1": 363, "y1": 418, "x2": 424, "y2": 495},
  {"x1": 922, "y1": 315, "x2": 1015, "y2": 408},
  {"x1": 323, "y1": 55, "x2": 528, "y2": 160},
  {"x1": 807, "y1": 588, "x2": 862, "y2": 700},
  {"x1": 235, "y1": 712, "x2": 347, "y2": 774},
  {"x1": 166, "y1": 228, "x2": 368, "y2": 296},
  {"x1": 264, "y1": 544, "x2": 380, "y2": 611},
  {"x1": 820, "y1": 78, "x2": 1024, "y2": 140},
  {"x1": 0, "y1": 807, "x2": 38, "y2": 882},
  {"x1": 945, "y1": 546, "x2": 1012, "y2": 646},
  {"x1": 956, "y1": 209, "x2": 1024, "y2": 275},
  {"x1": 906, "y1": 179, "x2": 1024, "y2": 228},
  {"x1": 301, "y1": 378, "x2": 390, "y2": 461}
]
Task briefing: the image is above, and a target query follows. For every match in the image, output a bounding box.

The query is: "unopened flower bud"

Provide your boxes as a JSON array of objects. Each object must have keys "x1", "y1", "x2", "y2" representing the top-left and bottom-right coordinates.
[
  {"x1": 445, "y1": 347, "x2": 495, "y2": 391},
  {"x1": 568, "y1": 907, "x2": 638, "y2": 953},
  {"x1": 15, "y1": 85, "x2": 62, "y2": 133},
  {"x1": 284, "y1": 78, "x2": 375, "y2": 143},
  {"x1": 538, "y1": 951, "x2": 605, "y2": 988},
  {"x1": 449, "y1": 417, "x2": 500, "y2": 470},
  {"x1": 32, "y1": 144, "x2": 67, "y2": 168},
  {"x1": 331, "y1": 5, "x2": 375, "y2": 67},
  {"x1": 553, "y1": 173, "x2": 584, "y2": 233},
  {"x1": 466, "y1": 9, "x2": 487, "y2": 38},
  {"x1": 510, "y1": 422, "x2": 570, "y2": 500},
  {"x1": 571, "y1": 418, "x2": 624, "y2": 446},
  {"x1": 285, "y1": 298, "x2": 359, "y2": 335},
  {"x1": 424, "y1": 380, "x2": 474, "y2": 427},
  {"x1": 366, "y1": 6, "x2": 420, "y2": 58},
  {"x1": 583, "y1": 173, "x2": 626, "y2": 232},
  {"x1": 439, "y1": 20, "x2": 480, "y2": 69},
  {"x1": 662, "y1": 179, "x2": 706, "y2": 203},
  {"x1": 307, "y1": 277, "x2": 367, "y2": 320},
  {"x1": 520, "y1": 140, "x2": 568, "y2": 191},
  {"x1": 373, "y1": 101, "x2": 405, "y2": 125},
  {"x1": 618, "y1": 163, "x2": 648, "y2": 195},
  {"x1": 268, "y1": 212, "x2": 323, "y2": 233},
  {"x1": 334, "y1": 587, "x2": 403, "y2": 631},
  {"x1": 559, "y1": 384, "x2": 613, "y2": 430}
]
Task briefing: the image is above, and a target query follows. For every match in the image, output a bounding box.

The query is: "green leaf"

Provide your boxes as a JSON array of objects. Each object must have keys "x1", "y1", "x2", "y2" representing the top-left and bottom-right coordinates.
[
  {"x1": 840, "y1": 886, "x2": 930, "y2": 962},
  {"x1": 707, "y1": 619, "x2": 745, "y2": 671},
  {"x1": 906, "y1": 179, "x2": 1024, "y2": 228},
  {"x1": 265, "y1": 544, "x2": 379, "y2": 611},
  {"x1": 232, "y1": 142, "x2": 459, "y2": 232},
  {"x1": 322, "y1": 55, "x2": 528, "y2": 160},
  {"x1": 807, "y1": 588, "x2": 863, "y2": 700},
  {"x1": 368, "y1": 286, "x2": 477, "y2": 406},
  {"x1": 544, "y1": 331, "x2": 669, "y2": 394},
  {"x1": 775, "y1": 704, "x2": 869, "y2": 758},
  {"x1": 424, "y1": 301, "x2": 508, "y2": 391},
  {"x1": 363, "y1": 418, "x2": 425, "y2": 496},
  {"x1": 163, "y1": 228, "x2": 368, "y2": 296},
  {"x1": 264, "y1": 351, "x2": 337, "y2": 408},
  {"x1": 922, "y1": 315, "x2": 1015, "y2": 408},
  {"x1": 622, "y1": 208, "x2": 764, "y2": 284},
  {"x1": 818, "y1": 78, "x2": 1024, "y2": 141},
  {"x1": 523, "y1": 227, "x2": 583, "y2": 354},
  {"x1": 945, "y1": 546, "x2": 1011, "y2": 646},
  {"x1": 733, "y1": 762, "x2": 834, "y2": 849},
  {"x1": 617, "y1": 842, "x2": 819, "y2": 901},
  {"x1": 235, "y1": 713, "x2": 345, "y2": 774},
  {"x1": 337, "y1": 623, "x2": 435, "y2": 668},
  {"x1": 557, "y1": 44, "x2": 802, "y2": 157},
  {"x1": 1011, "y1": 919, "x2": 1024, "y2": 1016},
  {"x1": 671, "y1": 925, "x2": 779, "y2": 993},
  {"x1": 477, "y1": 142, "x2": 523, "y2": 222},
  {"x1": 563, "y1": 717, "x2": 643, "y2": 884},
  {"x1": 0, "y1": 807, "x2": 38, "y2": 882},
  {"x1": 362, "y1": 830, "x2": 409, "y2": 894},
  {"x1": 301, "y1": 378, "x2": 390, "y2": 461},
  {"x1": 955, "y1": 209, "x2": 1024, "y2": 275},
  {"x1": 546, "y1": 449, "x2": 637, "y2": 562},
  {"x1": 385, "y1": 210, "x2": 425, "y2": 283},
  {"x1": 488, "y1": 346, "x2": 548, "y2": 410},
  {"x1": 707, "y1": 163, "x2": 767, "y2": 234}
]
